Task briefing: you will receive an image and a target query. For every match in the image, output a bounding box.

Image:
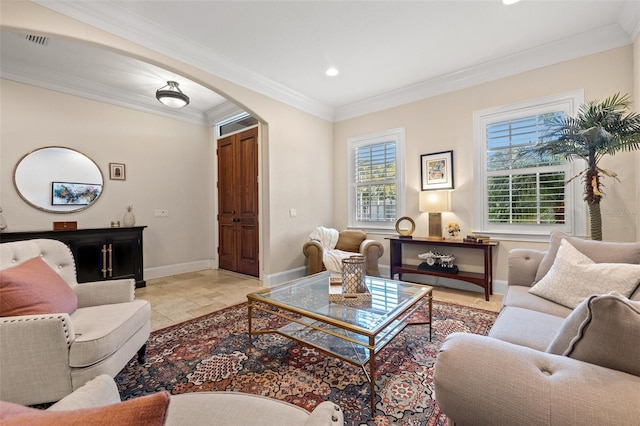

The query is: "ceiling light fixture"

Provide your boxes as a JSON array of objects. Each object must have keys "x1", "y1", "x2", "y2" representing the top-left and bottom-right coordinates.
[
  {"x1": 325, "y1": 67, "x2": 339, "y2": 77},
  {"x1": 156, "y1": 81, "x2": 190, "y2": 108},
  {"x1": 502, "y1": 0, "x2": 521, "y2": 4}
]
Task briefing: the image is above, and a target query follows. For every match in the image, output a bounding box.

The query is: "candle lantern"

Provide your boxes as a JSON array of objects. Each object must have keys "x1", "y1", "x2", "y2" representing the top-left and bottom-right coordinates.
[{"x1": 342, "y1": 255, "x2": 367, "y2": 294}]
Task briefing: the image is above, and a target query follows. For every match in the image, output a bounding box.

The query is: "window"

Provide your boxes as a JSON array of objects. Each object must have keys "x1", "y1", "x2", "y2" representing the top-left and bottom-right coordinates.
[
  {"x1": 348, "y1": 128, "x2": 405, "y2": 231},
  {"x1": 473, "y1": 91, "x2": 586, "y2": 238},
  {"x1": 217, "y1": 112, "x2": 258, "y2": 137}
]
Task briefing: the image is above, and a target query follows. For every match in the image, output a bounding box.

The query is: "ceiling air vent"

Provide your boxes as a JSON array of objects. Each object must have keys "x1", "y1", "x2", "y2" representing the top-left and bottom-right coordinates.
[{"x1": 25, "y1": 34, "x2": 49, "y2": 46}]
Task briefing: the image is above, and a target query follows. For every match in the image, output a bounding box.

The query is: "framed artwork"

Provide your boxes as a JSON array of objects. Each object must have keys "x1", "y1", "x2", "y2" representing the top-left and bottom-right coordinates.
[
  {"x1": 52, "y1": 182, "x2": 102, "y2": 205},
  {"x1": 421, "y1": 150, "x2": 454, "y2": 191},
  {"x1": 109, "y1": 163, "x2": 126, "y2": 180}
]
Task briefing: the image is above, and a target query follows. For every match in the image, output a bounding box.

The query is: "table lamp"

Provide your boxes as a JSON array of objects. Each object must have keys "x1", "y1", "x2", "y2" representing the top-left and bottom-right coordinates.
[{"x1": 419, "y1": 191, "x2": 450, "y2": 239}]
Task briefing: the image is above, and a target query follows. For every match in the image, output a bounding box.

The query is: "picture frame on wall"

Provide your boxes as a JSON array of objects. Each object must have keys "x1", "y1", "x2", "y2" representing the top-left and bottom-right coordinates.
[
  {"x1": 421, "y1": 150, "x2": 454, "y2": 191},
  {"x1": 109, "y1": 163, "x2": 126, "y2": 180},
  {"x1": 52, "y1": 182, "x2": 102, "y2": 205}
]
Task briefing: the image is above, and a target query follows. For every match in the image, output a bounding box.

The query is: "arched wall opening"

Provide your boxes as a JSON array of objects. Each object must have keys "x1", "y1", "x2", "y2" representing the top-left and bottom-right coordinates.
[{"x1": 1, "y1": 0, "x2": 335, "y2": 283}]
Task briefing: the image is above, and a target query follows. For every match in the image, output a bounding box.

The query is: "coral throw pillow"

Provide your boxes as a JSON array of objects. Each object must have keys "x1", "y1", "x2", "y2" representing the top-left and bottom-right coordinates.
[
  {"x1": 0, "y1": 391, "x2": 170, "y2": 426},
  {"x1": 0, "y1": 257, "x2": 78, "y2": 317}
]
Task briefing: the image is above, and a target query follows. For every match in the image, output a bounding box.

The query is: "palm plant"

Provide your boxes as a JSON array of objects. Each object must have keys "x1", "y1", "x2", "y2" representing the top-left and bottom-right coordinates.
[{"x1": 527, "y1": 93, "x2": 640, "y2": 240}]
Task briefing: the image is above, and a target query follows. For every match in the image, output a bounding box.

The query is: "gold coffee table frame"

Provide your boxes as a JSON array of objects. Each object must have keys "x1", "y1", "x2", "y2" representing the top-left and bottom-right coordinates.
[{"x1": 247, "y1": 272, "x2": 432, "y2": 414}]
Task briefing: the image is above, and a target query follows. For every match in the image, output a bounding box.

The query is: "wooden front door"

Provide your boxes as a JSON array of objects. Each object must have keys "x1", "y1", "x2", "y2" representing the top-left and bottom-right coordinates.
[{"x1": 217, "y1": 127, "x2": 259, "y2": 277}]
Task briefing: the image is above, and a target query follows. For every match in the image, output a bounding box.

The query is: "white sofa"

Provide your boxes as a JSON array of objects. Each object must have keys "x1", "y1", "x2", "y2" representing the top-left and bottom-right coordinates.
[
  {"x1": 0, "y1": 239, "x2": 150, "y2": 405},
  {"x1": 433, "y1": 232, "x2": 640, "y2": 425}
]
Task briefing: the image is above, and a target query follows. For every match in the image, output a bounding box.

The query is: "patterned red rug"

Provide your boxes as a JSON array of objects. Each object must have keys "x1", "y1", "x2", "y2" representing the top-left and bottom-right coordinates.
[{"x1": 115, "y1": 300, "x2": 497, "y2": 425}]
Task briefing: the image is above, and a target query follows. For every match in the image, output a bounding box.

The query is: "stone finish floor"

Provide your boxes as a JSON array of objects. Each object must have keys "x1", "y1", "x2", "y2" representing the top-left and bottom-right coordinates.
[{"x1": 135, "y1": 269, "x2": 503, "y2": 331}]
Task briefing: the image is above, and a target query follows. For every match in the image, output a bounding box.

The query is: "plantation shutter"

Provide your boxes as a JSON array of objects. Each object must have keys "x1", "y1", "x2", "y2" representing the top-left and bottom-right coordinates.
[
  {"x1": 485, "y1": 112, "x2": 567, "y2": 225},
  {"x1": 354, "y1": 141, "x2": 397, "y2": 223}
]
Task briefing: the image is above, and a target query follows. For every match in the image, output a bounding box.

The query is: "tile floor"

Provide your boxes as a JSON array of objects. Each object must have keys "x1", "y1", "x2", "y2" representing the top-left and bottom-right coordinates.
[{"x1": 136, "y1": 269, "x2": 503, "y2": 331}]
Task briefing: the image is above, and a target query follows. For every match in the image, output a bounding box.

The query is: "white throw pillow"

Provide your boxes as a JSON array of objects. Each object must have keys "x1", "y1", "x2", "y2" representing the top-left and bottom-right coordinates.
[{"x1": 529, "y1": 239, "x2": 640, "y2": 309}]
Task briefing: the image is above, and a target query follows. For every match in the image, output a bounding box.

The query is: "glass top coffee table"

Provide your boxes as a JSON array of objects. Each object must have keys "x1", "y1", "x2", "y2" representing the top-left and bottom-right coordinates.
[{"x1": 247, "y1": 272, "x2": 433, "y2": 413}]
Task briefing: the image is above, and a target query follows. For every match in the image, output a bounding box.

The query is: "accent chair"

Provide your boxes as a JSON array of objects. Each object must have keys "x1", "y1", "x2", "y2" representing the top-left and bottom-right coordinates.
[{"x1": 0, "y1": 238, "x2": 150, "y2": 405}]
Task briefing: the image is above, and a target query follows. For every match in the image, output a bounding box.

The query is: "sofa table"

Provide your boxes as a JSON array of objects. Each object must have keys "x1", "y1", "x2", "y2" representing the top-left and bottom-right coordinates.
[
  {"x1": 247, "y1": 272, "x2": 432, "y2": 414},
  {"x1": 387, "y1": 236, "x2": 498, "y2": 301},
  {"x1": 0, "y1": 226, "x2": 146, "y2": 288}
]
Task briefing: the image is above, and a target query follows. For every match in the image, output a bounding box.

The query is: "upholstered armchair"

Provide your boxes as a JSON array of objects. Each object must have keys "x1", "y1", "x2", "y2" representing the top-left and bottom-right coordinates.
[
  {"x1": 303, "y1": 228, "x2": 384, "y2": 277},
  {"x1": 0, "y1": 239, "x2": 150, "y2": 405}
]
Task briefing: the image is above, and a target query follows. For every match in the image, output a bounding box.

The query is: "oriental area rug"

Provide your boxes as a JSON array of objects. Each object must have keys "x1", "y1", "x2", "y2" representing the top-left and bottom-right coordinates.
[{"x1": 115, "y1": 301, "x2": 497, "y2": 425}]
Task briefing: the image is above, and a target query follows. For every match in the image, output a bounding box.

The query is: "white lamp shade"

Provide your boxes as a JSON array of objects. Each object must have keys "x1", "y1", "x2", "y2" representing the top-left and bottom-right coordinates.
[{"x1": 419, "y1": 191, "x2": 450, "y2": 213}]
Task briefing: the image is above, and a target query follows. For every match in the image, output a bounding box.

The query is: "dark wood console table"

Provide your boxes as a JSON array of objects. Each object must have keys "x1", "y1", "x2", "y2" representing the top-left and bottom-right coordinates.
[
  {"x1": 387, "y1": 236, "x2": 498, "y2": 301},
  {"x1": 1, "y1": 226, "x2": 146, "y2": 288}
]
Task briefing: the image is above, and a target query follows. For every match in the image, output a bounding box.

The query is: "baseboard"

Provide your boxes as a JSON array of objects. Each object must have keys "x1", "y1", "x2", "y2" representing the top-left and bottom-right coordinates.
[
  {"x1": 493, "y1": 279, "x2": 507, "y2": 296},
  {"x1": 145, "y1": 262, "x2": 507, "y2": 296},
  {"x1": 380, "y1": 264, "x2": 506, "y2": 295},
  {"x1": 144, "y1": 259, "x2": 214, "y2": 280},
  {"x1": 262, "y1": 266, "x2": 307, "y2": 287}
]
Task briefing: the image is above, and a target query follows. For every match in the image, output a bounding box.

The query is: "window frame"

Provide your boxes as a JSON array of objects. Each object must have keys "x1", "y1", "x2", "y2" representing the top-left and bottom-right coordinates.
[
  {"x1": 347, "y1": 127, "x2": 406, "y2": 232},
  {"x1": 473, "y1": 90, "x2": 586, "y2": 240}
]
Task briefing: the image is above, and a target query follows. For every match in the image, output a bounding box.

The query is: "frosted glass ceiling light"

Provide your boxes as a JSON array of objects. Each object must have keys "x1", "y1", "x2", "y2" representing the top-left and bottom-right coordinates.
[{"x1": 156, "y1": 81, "x2": 190, "y2": 108}]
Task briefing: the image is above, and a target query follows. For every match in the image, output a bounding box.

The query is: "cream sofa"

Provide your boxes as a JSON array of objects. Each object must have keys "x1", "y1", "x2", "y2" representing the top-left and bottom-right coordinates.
[
  {"x1": 433, "y1": 232, "x2": 640, "y2": 425},
  {"x1": 0, "y1": 239, "x2": 150, "y2": 405},
  {"x1": 0, "y1": 374, "x2": 344, "y2": 425}
]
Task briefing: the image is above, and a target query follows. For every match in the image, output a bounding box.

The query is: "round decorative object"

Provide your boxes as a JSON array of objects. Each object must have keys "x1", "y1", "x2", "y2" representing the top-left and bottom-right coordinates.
[
  {"x1": 426, "y1": 256, "x2": 436, "y2": 266},
  {"x1": 395, "y1": 216, "x2": 416, "y2": 237}
]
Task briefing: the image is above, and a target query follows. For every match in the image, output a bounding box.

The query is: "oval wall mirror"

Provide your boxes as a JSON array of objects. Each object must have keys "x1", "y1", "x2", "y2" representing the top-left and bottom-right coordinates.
[{"x1": 13, "y1": 146, "x2": 104, "y2": 213}]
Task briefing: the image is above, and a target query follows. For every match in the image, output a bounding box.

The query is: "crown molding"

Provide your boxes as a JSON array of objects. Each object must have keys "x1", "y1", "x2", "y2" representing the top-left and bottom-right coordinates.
[
  {"x1": 334, "y1": 23, "x2": 633, "y2": 122},
  {"x1": 35, "y1": 1, "x2": 335, "y2": 122},
  {"x1": 618, "y1": 1, "x2": 640, "y2": 39},
  {"x1": 32, "y1": 1, "x2": 640, "y2": 124},
  {"x1": 1, "y1": 68, "x2": 210, "y2": 126},
  {"x1": 206, "y1": 102, "x2": 247, "y2": 126}
]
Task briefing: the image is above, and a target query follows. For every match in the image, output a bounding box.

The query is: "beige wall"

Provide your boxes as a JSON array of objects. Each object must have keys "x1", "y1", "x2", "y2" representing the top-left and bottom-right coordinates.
[
  {"x1": 635, "y1": 33, "x2": 640, "y2": 242},
  {"x1": 1, "y1": 2, "x2": 637, "y2": 290},
  {"x1": 334, "y1": 45, "x2": 637, "y2": 285},
  {"x1": 0, "y1": 80, "x2": 214, "y2": 271},
  {"x1": 0, "y1": 1, "x2": 334, "y2": 281}
]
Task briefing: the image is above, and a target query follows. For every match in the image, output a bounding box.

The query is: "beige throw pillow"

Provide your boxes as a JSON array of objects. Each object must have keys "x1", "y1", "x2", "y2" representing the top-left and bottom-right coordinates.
[
  {"x1": 529, "y1": 239, "x2": 640, "y2": 309},
  {"x1": 546, "y1": 292, "x2": 640, "y2": 377},
  {"x1": 534, "y1": 231, "x2": 640, "y2": 283},
  {"x1": 335, "y1": 230, "x2": 366, "y2": 253}
]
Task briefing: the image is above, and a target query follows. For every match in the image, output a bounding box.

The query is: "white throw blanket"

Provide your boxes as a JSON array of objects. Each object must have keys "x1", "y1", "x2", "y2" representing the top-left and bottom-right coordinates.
[{"x1": 308, "y1": 227, "x2": 355, "y2": 274}]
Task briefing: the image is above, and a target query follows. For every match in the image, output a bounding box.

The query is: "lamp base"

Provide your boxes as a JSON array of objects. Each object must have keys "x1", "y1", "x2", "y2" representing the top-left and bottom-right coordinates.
[{"x1": 428, "y1": 212, "x2": 443, "y2": 239}]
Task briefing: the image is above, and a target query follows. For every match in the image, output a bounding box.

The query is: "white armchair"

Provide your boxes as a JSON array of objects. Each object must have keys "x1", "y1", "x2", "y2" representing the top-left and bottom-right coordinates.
[{"x1": 0, "y1": 239, "x2": 150, "y2": 405}]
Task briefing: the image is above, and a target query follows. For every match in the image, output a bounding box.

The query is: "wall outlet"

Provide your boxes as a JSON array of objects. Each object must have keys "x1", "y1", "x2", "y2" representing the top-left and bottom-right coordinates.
[
  {"x1": 289, "y1": 208, "x2": 297, "y2": 218},
  {"x1": 154, "y1": 209, "x2": 169, "y2": 218}
]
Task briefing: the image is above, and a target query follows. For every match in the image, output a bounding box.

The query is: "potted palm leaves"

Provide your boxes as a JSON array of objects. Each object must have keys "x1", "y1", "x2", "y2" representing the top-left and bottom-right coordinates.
[{"x1": 528, "y1": 93, "x2": 640, "y2": 240}]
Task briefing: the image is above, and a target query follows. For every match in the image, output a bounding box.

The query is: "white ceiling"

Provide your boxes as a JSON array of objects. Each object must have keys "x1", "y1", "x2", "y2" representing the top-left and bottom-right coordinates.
[{"x1": 2, "y1": 1, "x2": 639, "y2": 125}]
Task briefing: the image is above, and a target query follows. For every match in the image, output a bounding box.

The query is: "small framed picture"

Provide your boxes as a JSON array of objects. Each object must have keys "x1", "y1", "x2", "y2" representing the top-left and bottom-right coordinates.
[
  {"x1": 109, "y1": 163, "x2": 126, "y2": 180},
  {"x1": 421, "y1": 150, "x2": 454, "y2": 191}
]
